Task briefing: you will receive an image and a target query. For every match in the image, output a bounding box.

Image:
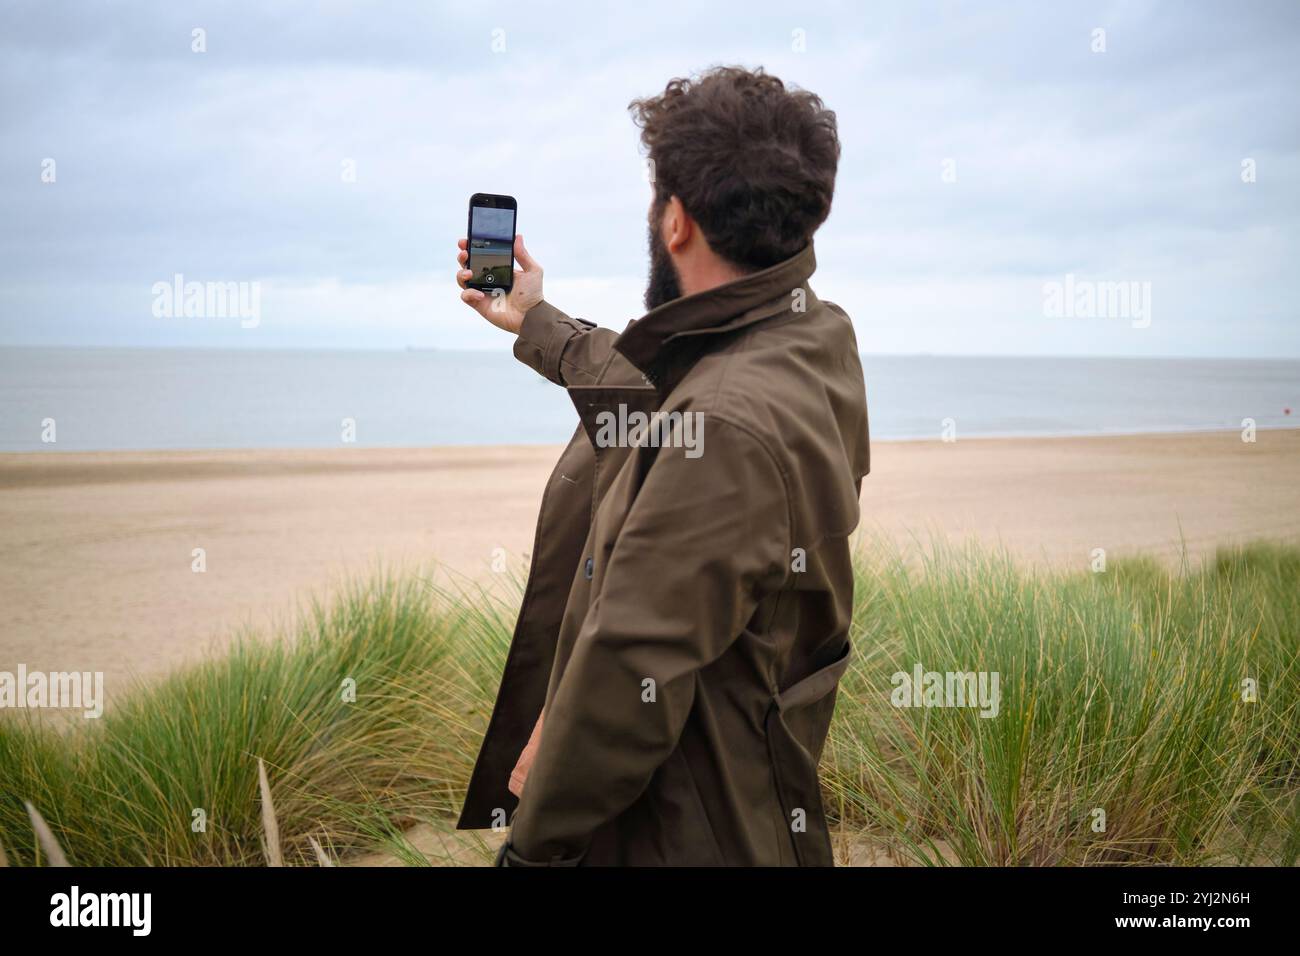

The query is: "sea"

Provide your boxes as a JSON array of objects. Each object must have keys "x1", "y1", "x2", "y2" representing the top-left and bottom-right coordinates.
[{"x1": 0, "y1": 347, "x2": 1296, "y2": 452}]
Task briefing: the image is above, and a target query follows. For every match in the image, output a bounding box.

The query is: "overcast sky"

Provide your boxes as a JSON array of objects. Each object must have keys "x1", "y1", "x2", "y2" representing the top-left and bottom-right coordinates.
[{"x1": 2, "y1": 0, "x2": 1298, "y2": 356}]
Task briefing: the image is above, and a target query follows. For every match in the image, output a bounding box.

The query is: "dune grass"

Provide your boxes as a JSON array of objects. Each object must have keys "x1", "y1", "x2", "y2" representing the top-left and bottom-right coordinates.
[
  {"x1": 1, "y1": 543, "x2": 1297, "y2": 866},
  {"x1": 824, "y1": 542, "x2": 1300, "y2": 865},
  {"x1": 0, "y1": 571, "x2": 513, "y2": 866}
]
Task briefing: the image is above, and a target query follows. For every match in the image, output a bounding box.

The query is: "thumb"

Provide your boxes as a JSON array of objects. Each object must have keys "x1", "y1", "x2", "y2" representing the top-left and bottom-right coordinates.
[{"x1": 514, "y1": 234, "x2": 540, "y2": 272}]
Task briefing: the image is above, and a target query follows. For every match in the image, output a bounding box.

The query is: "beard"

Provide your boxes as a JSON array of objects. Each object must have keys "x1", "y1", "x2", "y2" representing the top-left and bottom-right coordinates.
[{"x1": 644, "y1": 217, "x2": 683, "y2": 312}]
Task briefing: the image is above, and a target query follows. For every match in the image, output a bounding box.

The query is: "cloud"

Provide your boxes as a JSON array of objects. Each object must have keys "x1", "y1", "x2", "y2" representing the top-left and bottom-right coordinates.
[{"x1": 1, "y1": 0, "x2": 1297, "y2": 356}]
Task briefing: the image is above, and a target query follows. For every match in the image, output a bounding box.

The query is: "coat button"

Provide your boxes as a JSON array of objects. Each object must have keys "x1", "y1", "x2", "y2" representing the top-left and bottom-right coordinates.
[{"x1": 584, "y1": 557, "x2": 594, "y2": 580}]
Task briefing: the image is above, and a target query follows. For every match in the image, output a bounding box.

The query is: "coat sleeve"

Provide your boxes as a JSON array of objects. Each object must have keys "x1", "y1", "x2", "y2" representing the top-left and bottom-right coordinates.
[
  {"x1": 507, "y1": 416, "x2": 792, "y2": 863},
  {"x1": 514, "y1": 300, "x2": 638, "y2": 387}
]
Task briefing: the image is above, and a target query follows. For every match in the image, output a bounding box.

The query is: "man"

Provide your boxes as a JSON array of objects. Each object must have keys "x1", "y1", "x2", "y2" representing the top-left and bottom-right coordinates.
[{"x1": 453, "y1": 66, "x2": 869, "y2": 866}]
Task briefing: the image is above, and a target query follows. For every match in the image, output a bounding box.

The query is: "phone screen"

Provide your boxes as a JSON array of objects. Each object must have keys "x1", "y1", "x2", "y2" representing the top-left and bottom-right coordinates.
[{"x1": 467, "y1": 201, "x2": 516, "y2": 290}]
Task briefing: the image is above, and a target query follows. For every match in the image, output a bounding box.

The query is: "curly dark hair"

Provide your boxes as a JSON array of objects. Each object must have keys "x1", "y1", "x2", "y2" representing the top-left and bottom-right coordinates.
[{"x1": 629, "y1": 66, "x2": 840, "y2": 271}]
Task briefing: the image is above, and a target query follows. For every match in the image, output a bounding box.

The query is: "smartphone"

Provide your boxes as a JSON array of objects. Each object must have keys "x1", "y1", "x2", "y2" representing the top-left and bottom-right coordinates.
[{"x1": 465, "y1": 193, "x2": 517, "y2": 292}]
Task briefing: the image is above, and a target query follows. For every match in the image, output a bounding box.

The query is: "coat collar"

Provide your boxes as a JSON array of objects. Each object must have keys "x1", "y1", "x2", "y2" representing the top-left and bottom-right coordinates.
[{"x1": 614, "y1": 243, "x2": 817, "y2": 379}]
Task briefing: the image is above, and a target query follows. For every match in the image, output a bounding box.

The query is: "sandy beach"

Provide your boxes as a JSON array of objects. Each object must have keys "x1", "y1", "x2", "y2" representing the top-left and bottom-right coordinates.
[{"x1": 2, "y1": 429, "x2": 1298, "y2": 705}]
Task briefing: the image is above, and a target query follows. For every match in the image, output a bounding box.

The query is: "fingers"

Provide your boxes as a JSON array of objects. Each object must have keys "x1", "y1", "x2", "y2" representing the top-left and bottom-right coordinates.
[
  {"x1": 457, "y1": 234, "x2": 484, "y2": 307},
  {"x1": 456, "y1": 240, "x2": 471, "y2": 288},
  {"x1": 514, "y1": 234, "x2": 540, "y2": 272}
]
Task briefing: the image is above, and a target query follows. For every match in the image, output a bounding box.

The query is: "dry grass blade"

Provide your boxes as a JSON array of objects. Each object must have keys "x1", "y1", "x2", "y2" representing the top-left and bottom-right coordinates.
[
  {"x1": 24, "y1": 801, "x2": 69, "y2": 867},
  {"x1": 258, "y1": 758, "x2": 283, "y2": 867},
  {"x1": 308, "y1": 836, "x2": 335, "y2": 867},
  {"x1": 0, "y1": 840, "x2": 9, "y2": 867}
]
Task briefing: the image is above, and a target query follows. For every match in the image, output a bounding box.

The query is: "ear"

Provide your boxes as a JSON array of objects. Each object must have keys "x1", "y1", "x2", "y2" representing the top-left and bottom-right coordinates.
[{"x1": 662, "y1": 195, "x2": 693, "y2": 253}]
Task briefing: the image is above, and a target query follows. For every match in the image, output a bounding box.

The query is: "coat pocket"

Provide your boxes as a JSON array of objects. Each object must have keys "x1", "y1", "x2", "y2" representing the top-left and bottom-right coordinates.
[{"x1": 765, "y1": 639, "x2": 852, "y2": 866}]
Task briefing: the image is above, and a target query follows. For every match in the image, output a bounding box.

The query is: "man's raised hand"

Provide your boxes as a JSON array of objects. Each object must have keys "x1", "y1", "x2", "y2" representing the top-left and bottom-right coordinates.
[{"x1": 456, "y1": 234, "x2": 543, "y2": 335}]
